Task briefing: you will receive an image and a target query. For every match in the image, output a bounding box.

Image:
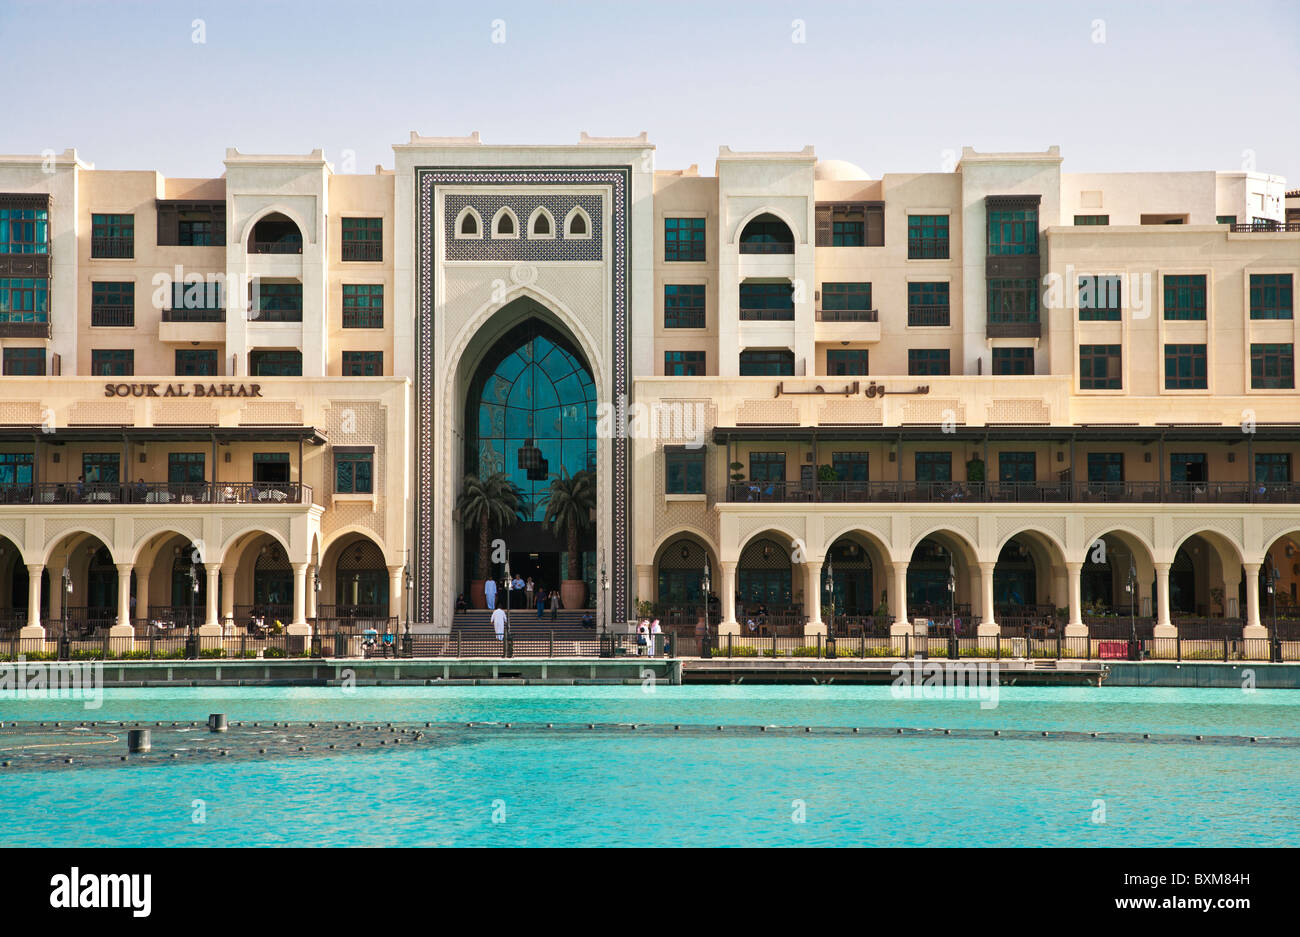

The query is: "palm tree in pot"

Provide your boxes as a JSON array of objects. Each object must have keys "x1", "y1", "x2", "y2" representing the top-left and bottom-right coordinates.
[
  {"x1": 539, "y1": 467, "x2": 595, "y2": 609},
  {"x1": 456, "y1": 472, "x2": 526, "y2": 609}
]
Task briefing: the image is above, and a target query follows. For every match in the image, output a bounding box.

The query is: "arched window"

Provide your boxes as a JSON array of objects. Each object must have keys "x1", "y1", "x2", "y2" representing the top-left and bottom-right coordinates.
[
  {"x1": 739, "y1": 212, "x2": 794, "y2": 254},
  {"x1": 493, "y1": 208, "x2": 517, "y2": 238},
  {"x1": 565, "y1": 206, "x2": 590, "y2": 239},
  {"x1": 458, "y1": 209, "x2": 480, "y2": 237},
  {"x1": 530, "y1": 207, "x2": 553, "y2": 238}
]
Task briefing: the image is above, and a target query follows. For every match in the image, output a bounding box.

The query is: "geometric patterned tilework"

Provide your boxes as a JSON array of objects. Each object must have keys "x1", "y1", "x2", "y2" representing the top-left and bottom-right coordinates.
[
  {"x1": 1171, "y1": 515, "x2": 1242, "y2": 551},
  {"x1": 652, "y1": 446, "x2": 717, "y2": 546},
  {"x1": 0, "y1": 400, "x2": 43, "y2": 424},
  {"x1": 996, "y1": 515, "x2": 1066, "y2": 553},
  {"x1": 67, "y1": 401, "x2": 133, "y2": 425},
  {"x1": 1083, "y1": 516, "x2": 1155, "y2": 549},
  {"x1": 238, "y1": 401, "x2": 303, "y2": 425},
  {"x1": 152, "y1": 401, "x2": 217, "y2": 425},
  {"x1": 910, "y1": 513, "x2": 977, "y2": 548},
  {"x1": 444, "y1": 193, "x2": 603, "y2": 262},
  {"x1": 986, "y1": 398, "x2": 1051, "y2": 424},
  {"x1": 818, "y1": 398, "x2": 883, "y2": 425},
  {"x1": 736, "y1": 399, "x2": 798, "y2": 425},
  {"x1": 901, "y1": 398, "x2": 965, "y2": 425}
]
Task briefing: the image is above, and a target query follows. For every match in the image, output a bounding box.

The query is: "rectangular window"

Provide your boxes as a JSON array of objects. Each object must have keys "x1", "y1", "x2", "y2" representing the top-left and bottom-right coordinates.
[
  {"x1": 749, "y1": 452, "x2": 786, "y2": 482},
  {"x1": 175, "y1": 349, "x2": 218, "y2": 376},
  {"x1": 1074, "y1": 215, "x2": 1109, "y2": 225},
  {"x1": 1255, "y1": 453, "x2": 1291, "y2": 483},
  {"x1": 2, "y1": 347, "x2": 45, "y2": 375},
  {"x1": 988, "y1": 278, "x2": 1039, "y2": 324},
  {"x1": 1079, "y1": 344, "x2": 1122, "y2": 389},
  {"x1": 157, "y1": 201, "x2": 225, "y2": 246},
  {"x1": 907, "y1": 215, "x2": 949, "y2": 258},
  {"x1": 664, "y1": 217, "x2": 706, "y2": 262},
  {"x1": 91, "y1": 281, "x2": 134, "y2": 327},
  {"x1": 908, "y1": 348, "x2": 950, "y2": 375},
  {"x1": 253, "y1": 452, "x2": 290, "y2": 484},
  {"x1": 739, "y1": 282, "x2": 794, "y2": 320},
  {"x1": 169, "y1": 280, "x2": 222, "y2": 315},
  {"x1": 82, "y1": 453, "x2": 120, "y2": 484},
  {"x1": 664, "y1": 351, "x2": 705, "y2": 376},
  {"x1": 0, "y1": 453, "x2": 34, "y2": 485},
  {"x1": 341, "y1": 284, "x2": 384, "y2": 328},
  {"x1": 832, "y1": 220, "x2": 864, "y2": 246},
  {"x1": 1078, "y1": 275, "x2": 1122, "y2": 320},
  {"x1": 342, "y1": 351, "x2": 383, "y2": 376},
  {"x1": 987, "y1": 207, "x2": 1038, "y2": 255},
  {"x1": 821, "y1": 282, "x2": 871, "y2": 311},
  {"x1": 663, "y1": 284, "x2": 705, "y2": 329},
  {"x1": 991, "y1": 347, "x2": 1035, "y2": 375},
  {"x1": 167, "y1": 452, "x2": 205, "y2": 484},
  {"x1": 1169, "y1": 453, "x2": 1207, "y2": 485},
  {"x1": 1250, "y1": 343, "x2": 1295, "y2": 389},
  {"x1": 0, "y1": 206, "x2": 49, "y2": 254},
  {"x1": 915, "y1": 451, "x2": 952, "y2": 483},
  {"x1": 178, "y1": 213, "x2": 213, "y2": 246},
  {"x1": 907, "y1": 282, "x2": 950, "y2": 326},
  {"x1": 1087, "y1": 453, "x2": 1123, "y2": 484},
  {"x1": 665, "y1": 446, "x2": 706, "y2": 494},
  {"x1": 252, "y1": 282, "x2": 302, "y2": 321},
  {"x1": 1163, "y1": 274, "x2": 1207, "y2": 320},
  {"x1": 1216, "y1": 215, "x2": 1237, "y2": 226},
  {"x1": 341, "y1": 217, "x2": 383, "y2": 261},
  {"x1": 826, "y1": 349, "x2": 869, "y2": 376},
  {"x1": 334, "y1": 450, "x2": 374, "y2": 494},
  {"x1": 831, "y1": 451, "x2": 869, "y2": 482},
  {"x1": 91, "y1": 213, "x2": 134, "y2": 258},
  {"x1": 1164, "y1": 343, "x2": 1208, "y2": 390},
  {"x1": 91, "y1": 349, "x2": 133, "y2": 376},
  {"x1": 0, "y1": 277, "x2": 50, "y2": 323},
  {"x1": 998, "y1": 452, "x2": 1036, "y2": 483},
  {"x1": 248, "y1": 350, "x2": 302, "y2": 376},
  {"x1": 739, "y1": 349, "x2": 794, "y2": 376},
  {"x1": 1250, "y1": 273, "x2": 1293, "y2": 320}
]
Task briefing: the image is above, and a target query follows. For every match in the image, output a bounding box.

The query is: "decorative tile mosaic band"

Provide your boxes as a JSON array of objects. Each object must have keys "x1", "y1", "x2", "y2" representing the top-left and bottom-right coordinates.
[
  {"x1": 415, "y1": 167, "x2": 630, "y2": 625},
  {"x1": 443, "y1": 193, "x2": 604, "y2": 262}
]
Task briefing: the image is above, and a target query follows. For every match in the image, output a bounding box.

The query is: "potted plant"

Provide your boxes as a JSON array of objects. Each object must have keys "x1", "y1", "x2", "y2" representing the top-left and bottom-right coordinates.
[
  {"x1": 456, "y1": 472, "x2": 526, "y2": 609},
  {"x1": 539, "y1": 468, "x2": 596, "y2": 609},
  {"x1": 817, "y1": 464, "x2": 839, "y2": 482}
]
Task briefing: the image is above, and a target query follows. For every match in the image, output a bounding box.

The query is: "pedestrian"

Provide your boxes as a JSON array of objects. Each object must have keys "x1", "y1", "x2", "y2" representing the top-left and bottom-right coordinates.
[
  {"x1": 636, "y1": 619, "x2": 649, "y2": 656},
  {"x1": 525, "y1": 577, "x2": 535, "y2": 609},
  {"x1": 491, "y1": 605, "x2": 507, "y2": 642},
  {"x1": 484, "y1": 576, "x2": 497, "y2": 610},
  {"x1": 549, "y1": 589, "x2": 559, "y2": 621},
  {"x1": 649, "y1": 618, "x2": 662, "y2": 658},
  {"x1": 536, "y1": 586, "x2": 546, "y2": 619}
]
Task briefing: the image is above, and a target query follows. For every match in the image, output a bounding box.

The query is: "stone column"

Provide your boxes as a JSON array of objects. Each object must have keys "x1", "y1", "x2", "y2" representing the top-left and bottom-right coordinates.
[
  {"x1": 205, "y1": 566, "x2": 221, "y2": 629},
  {"x1": 114, "y1": 564, "x2": 133, "y2": 632},
  {"x1": 804, "y1": 559, "x2": 825, "y2": 636},
  {"x1": 1065, "y1": 562, "x2": 1086, "y2": 636},
  {"x1": 288, "y1": 562, "x2": 310, "y2": 635},
  {"x1": 1243, "y1": 562, "x2": 1265, "y2": 638},
  {"x1": 20, "y1": 563, "x2": 44, "y2": 639},
  {"x1": 305, "y1": 565, "x2": 317, "y2": 621},
  {"x1": 890, "y1": 562, "x2": 912, "y2": 645},
  {"x1": 978, "y1": 562, "x2": 999, "y2": 637},
  {"x1": 719, "y1": 561, "x2": 738, "y2": 635},
  {"x1": 135, "y1": 567, "x2": 151, "y2": 625},
  {"x1": 1154, "y1": 562, "x2": 1175, "y2": 637},
  {"x1": 388, "y1": 565, "x2": 404, "y2": 624},
  {"x1": 221, "y1": 567, "x2": 235, "y2": 627}
]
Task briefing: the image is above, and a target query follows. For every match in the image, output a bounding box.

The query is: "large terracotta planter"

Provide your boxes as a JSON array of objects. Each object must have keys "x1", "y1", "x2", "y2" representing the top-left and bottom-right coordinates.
[
  {"x1": 470, "y1": 580, "x2": 487, "y2": 610},
  {"x1": 560, "y1": 580, "x2": 586, "y2": 610}
]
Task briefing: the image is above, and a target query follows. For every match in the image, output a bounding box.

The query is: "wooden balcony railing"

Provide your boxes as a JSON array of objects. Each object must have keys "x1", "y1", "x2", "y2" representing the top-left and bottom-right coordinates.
[
  {"x1": 907, "y1": 237, "x2": 949, "y2": 259},
  {"x1": 162, "y1": 307, "x2": 225, "y2": 322},
  {"x1": 907, "y1": 304, "x2": 951, "y2": 327},
  {"x1": 0, "y1": 318, "x2": 51, "y2": 338},
  {"x1": 0, "y1": 481, "x2": 312, "y2": 506},
  {"x1": 816, "y1": 308, "x2": 878, "y2": 322},
  {"x1": 90, "y1": 305, "x2": 134, "y2": 327},
  {"x1": 340, "y1": 240, "x2": 383, "y2": 262},
  {"x1": 90, "y1": 236, "x2": 134, "y2": 259}
]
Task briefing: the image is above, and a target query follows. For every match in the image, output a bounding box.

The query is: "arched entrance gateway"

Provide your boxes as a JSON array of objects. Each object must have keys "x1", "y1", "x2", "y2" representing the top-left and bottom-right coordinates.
[{"x1": 461, "y1": 312, "x2": 598, "y2": 608}]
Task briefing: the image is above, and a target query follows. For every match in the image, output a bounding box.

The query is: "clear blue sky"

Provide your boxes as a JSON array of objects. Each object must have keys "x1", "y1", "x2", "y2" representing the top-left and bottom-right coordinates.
[{"x1": 3, "y1": 0, "x2": 1297, "y2": 181}]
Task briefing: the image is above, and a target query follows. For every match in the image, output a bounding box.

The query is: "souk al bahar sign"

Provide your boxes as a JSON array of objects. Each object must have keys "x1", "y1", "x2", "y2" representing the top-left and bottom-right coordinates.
[{"x1": 103, "y1": 382, "x2": 264, "y2": 398}]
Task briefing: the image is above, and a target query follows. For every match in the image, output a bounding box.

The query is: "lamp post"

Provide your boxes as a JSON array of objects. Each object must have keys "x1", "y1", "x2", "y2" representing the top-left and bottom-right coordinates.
[
  {"x1": 599, "y1": 554, "x2": 608, "y2": 635},
  {"x1": 1126, "y1": 555, "x2": 1140, "y2": 661},
  {"x1": 701, "y1": 558, "x2": 712, "y2": 659},
  {"x1": 1266, "y1": 560, "x2": 1280, "y2": 663},
  {"x1": 947, "y1": 563, "x2": 957, "y2": 657},
  {"x1": 824, "y1": 557, "x2": 837, "y2": 658},
  {"x1": 404, "y1": 562, "x2": 413, "y2": 637}
]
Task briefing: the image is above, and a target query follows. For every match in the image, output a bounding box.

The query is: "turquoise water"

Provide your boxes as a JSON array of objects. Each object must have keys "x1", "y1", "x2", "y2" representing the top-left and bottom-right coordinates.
[{"x1": 2, "y1": 686, "x2": 1297, "y2": 846}]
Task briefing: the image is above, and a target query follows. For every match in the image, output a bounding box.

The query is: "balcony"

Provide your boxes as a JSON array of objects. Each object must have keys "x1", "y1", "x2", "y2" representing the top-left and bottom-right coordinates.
[
  {"x1": 908, "y1": 304, "x2": 951, "y2": 327},
  {"x1": 815, "y1": 307, "x2": 880, "y2": 343},
  {"x1": 724, "y1": 480, "x2": 1300, "y2": 505},
  {"x1": 162, "y1": 307, "x2": 225, "y2": 323},
  {"x1": 248, "y1": 239, "x2": 302, "y2": 254},
  {"x1": 739, "y1": 307, "x2": 795, "y2": 322},
  {"x1": 907, "y1": 238, "x2": 949, "y2": 260},
  {"x1": 0, "y1": 481, "x2": 311, "y2": 506},
  {"x1": 248, "y1": 307, "x2": 303, "y2": 323},
  {"x1": 987, "y1": 312, "x2": 1040, "y2": 338},
  {"x1": 341, "y1": 240, "x2": 383, "y2": 262},
  {"x1": 160, "y1": 307, "x2": 225, "y2": 343},
  {"x1": 0, "y1": 316, "x2": 51, "y2": 339},
  {"x1": 90, "y1": 236, "x2": 133, "y2": 259},
  {"x1": 1230, "y1": 221, "x2": 1300, "y2": 233},
  {"x1": 90, "y1": 305, "x2": 135, "y2": 328}
]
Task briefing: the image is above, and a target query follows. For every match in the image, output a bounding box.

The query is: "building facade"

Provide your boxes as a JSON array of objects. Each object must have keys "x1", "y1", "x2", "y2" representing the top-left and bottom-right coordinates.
[{"x1": 0, "y1": 138, "x2": 1297, "y2": 644}]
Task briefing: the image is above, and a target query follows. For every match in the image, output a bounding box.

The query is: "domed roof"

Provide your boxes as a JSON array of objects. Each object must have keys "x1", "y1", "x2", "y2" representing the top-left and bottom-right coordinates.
[{"x1": 814, "y1": 159, "x2": 871, "y2": 181}]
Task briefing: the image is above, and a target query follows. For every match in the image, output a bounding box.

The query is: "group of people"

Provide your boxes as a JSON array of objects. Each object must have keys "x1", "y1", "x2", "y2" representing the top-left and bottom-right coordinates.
[
  {"x1": 635, "y1": 618, "x2": 663, "y2": 656},
  {"x1": 481, "y1": 575, "x2": 561, "y2": 620}
]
